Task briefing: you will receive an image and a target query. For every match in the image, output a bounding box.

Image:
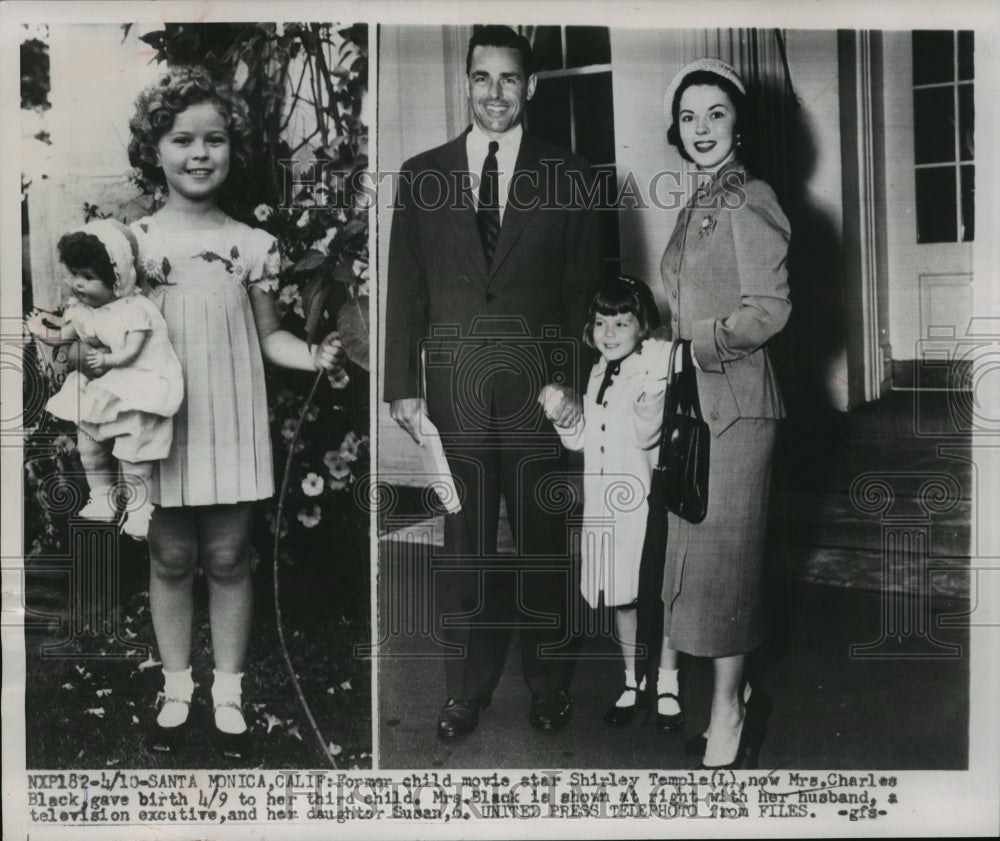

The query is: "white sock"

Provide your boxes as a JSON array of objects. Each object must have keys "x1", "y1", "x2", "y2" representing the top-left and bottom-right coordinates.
[
  {"x1": 616, "y1": 667, "x2": 638, "y2": 707},
  {"x1": 157, "y1": 666, "x2": 193, "y2": 728},
  {"x1": 212, "y1": 669, "x2": 247, "y2": 734},
  {"x1": 657, "y1": 667, "x2": 681, "y2": 715}
]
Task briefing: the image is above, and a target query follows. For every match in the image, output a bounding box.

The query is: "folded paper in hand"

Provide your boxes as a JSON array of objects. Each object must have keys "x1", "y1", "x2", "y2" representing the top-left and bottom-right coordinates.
[{"x1": 417, "y1": 413, "x2": 461, "y2": 514}]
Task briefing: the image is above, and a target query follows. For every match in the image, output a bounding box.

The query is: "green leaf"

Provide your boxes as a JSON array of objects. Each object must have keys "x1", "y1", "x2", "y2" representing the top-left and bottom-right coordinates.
[
  {"x1": 291, "y1": 250, "x2": 327, "y2": 275},
  {"x1": 332, "y1": 259, "x2": 355, "y2": 285},
  {"x1": 302, "y1": 276, "x2": 347, "y2": 347},
  {"x1": 337, "y1": 296, "x2": 370, "y2": 372}
]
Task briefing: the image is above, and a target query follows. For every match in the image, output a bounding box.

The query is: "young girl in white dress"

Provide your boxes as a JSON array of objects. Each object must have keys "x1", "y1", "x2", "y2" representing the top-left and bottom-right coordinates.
[
  {"x1": 126, "y1": 66, "x2": 344, "y2": 756},
  {"x1": 35, "y1": 219, "x2": 183, "y2": 540},
  {"x1": 542, "y1": 276, "x2": 683, "y2": 732}
]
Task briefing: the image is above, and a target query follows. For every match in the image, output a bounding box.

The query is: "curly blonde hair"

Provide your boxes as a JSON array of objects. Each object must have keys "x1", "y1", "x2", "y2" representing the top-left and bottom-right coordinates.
[{"x1": 128, "y1": 65, "x2": 252, "y2": 188}]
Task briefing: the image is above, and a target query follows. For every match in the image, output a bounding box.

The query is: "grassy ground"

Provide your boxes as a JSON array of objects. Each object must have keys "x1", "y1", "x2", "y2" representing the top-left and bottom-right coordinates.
[{"x1": 23, "y1": 532, "x2": 371, "y2": 771}]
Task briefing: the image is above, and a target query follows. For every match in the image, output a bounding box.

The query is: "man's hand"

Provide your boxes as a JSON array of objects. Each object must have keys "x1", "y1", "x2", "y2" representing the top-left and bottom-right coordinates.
[
  {"x1": 538, "y1": 384, "x2": 582, "y2": 429},
  {"x1": 390, "y1": 397, "x2": 428, "y2": 445}
]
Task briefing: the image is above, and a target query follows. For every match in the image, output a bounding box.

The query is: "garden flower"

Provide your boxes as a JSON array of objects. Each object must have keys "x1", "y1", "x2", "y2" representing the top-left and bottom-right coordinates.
[
  {"x1": 281, "y1": 418, "x2": 298, "y2": 443},
  {"x1": 254, "y1": 204, "x2": 274, "y2": 222},
  {"x1": 324, "y1": 450, "x2": 351, "y2": 479},
  {"x1": 301, "y1": 473, "x2": 324, "y2": 497},
  {"x1": 311, "y1": 228, "x2": 336, "y2": 254},
  {"x1": 297, "y1": 504, "x2": 322, "y2": 528},
  {"x1": 352, "y1": 259, "x2": 369, "y2": 279},
  {"x1": 53, "y1": 434, "x2": 76, "y2": 454},
  {"x1": 339, "y1": 430, "x2": 361, "y2": 462}
]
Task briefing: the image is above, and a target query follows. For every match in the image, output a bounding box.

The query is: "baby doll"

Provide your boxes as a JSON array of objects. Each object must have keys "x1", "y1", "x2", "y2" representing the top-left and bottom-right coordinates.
[{"x1": 31, "y1": 219, "x2": 183, "y2": 539}]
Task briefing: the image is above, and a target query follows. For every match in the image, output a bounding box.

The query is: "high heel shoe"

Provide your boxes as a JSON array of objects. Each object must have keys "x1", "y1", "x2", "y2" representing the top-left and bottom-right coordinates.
[
  {"x1": 687, "y1": 682, "x2": 754, "y2": 756},
  {"x1": 684, "y1": 732, "x2": 708, "y2": 755},
  {"x1": 696, "y1": 689, "x2": 772, "y2": 770}
]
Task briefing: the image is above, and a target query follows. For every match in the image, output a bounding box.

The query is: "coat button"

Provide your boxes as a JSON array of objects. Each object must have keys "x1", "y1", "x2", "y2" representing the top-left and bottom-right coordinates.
[
  {"x1": 485, "y1": 292, "x2": 496, "y2": 302},
  {"x1": 600, "y1": 446, "x2": 604, "y2": 453},
  {"x1": 602, "y1": 401, "x2": 608, "y2": 408},
  {"x1": 710, "y1": 409, "x2": 719, "y2": 420},
  {"x1": 670, "y1": 289, "x2": 677, "y2": 298},
  {"x1": 600, "y1": 424, "x2": 605, "y2": 431}
]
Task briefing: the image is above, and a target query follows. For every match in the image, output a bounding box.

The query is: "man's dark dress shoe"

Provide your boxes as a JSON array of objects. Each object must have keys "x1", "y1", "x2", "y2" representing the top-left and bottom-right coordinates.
[
  {"x1": 437, "y1": 698, "x2": 482, "y2": 737},
  {"x1": 530, "y1": 689, "x2": 573, "y2": 731}
]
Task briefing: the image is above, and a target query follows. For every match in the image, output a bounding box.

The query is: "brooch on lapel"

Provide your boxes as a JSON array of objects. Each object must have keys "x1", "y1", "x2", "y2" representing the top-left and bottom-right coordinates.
[{"x1": 698, "y1": 216, "x2": 717, "y2": 239}]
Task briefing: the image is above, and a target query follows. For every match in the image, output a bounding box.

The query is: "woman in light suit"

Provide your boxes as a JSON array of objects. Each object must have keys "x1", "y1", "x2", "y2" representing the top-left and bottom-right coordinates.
[{"x1": 658, "y1": 59, "x2": 791, "y2": 769}]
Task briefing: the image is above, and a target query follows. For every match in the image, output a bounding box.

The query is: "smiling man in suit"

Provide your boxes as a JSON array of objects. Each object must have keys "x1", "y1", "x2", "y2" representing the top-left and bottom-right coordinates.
[{"x1": 384, "y1": 25, "x2": 603, "y2": 737}]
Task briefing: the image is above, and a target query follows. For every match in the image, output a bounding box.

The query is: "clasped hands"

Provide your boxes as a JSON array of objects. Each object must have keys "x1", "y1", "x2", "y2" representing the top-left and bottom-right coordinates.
[
  {"x1": 538, "y1": 384, "x2": 583, "y2": 428},
  {"x1": 391, "y1": 384, "x2": 583, "y2": 447}
]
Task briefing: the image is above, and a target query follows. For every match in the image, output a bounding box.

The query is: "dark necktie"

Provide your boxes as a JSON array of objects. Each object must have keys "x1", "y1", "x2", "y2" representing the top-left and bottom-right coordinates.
[{"x1": 477, "y1": 140, "x2": 500, "y2": 266}]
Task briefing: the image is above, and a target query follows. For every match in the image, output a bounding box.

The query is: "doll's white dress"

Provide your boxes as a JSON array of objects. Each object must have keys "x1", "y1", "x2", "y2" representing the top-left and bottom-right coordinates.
[{"x1": 46, "y1": 293, "x2": 183, "y2": 463}]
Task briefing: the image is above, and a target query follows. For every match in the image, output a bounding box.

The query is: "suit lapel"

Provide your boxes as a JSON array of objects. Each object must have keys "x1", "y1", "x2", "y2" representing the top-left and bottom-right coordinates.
[
  {"x1": 437, "y1": 129, "x2": 490, "y2": 281},
  {"x1": 488, "y1": 133, "x2": 544, "y2": 283}
]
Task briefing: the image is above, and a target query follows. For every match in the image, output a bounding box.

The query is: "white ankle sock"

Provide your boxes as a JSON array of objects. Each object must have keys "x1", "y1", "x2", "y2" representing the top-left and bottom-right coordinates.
[
  {"x1": 157, "y1": 666, "x2": 193, "y2": 728},
  {"x1": 657, "y1": 668, "x2": 680, "y2": 715},
  {"x1": 212, "y1": 669, "x2": 247, "y2": 734},
  {"x1": 616, "y1": 668, "x2": 638, "y2": 707}
]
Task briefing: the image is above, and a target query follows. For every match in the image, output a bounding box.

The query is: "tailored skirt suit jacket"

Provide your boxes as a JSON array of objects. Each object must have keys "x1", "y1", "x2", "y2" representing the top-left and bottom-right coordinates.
[
  {"x1": 658, "y1": 160, "x2": 791, "y2": 657},
  {"x1": 383, "y1": 127, "x2": 603, "y2": 699}
]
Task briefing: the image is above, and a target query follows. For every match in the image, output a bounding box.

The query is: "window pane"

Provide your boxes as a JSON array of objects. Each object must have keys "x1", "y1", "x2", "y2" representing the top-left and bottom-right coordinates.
[
  {"x1": 916, "y1": 167, "x2": 957, "y2": 243},
  {"x1": 912, "y1": 31, "x2": 955, "y2": 85},
  {"x1": 565, "y1": 26, "x2": 611, "y2": 68},
  {"x1": 526, "y1": 77, "x2": 571, "y2": 150},
  {"x1": 961, "y1": 165, "x2": 974, "y2": 241},
  {"x1": 913, "y1": 87, "x2": 956, "y2": 164},
  {"x1": 958, "y1": 30, "x2": 974, "y2": 81},
  {"x1": 528, "y1": 26, "x2": 563, "y2": 72},
  {"x1": 958, "y1": 83, "x2": 974, "y2": 161},
  {"x1": 572, "y1": 73, "x2": 615, "y2": 164}
]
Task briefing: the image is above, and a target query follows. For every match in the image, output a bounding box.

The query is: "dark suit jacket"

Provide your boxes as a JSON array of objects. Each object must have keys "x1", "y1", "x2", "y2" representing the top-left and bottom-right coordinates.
[{"x1": 384, "y1": 128, "x2": 603, "y2": 440}]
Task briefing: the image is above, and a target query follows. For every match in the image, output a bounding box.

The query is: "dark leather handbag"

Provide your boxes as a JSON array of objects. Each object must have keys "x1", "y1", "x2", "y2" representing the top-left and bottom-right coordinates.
[
  {"x1": 654, "y1": 339, "x2": 710, "y2": 524},
  {"x1": 635, "y1": 339, "x2": 711, "y2": 692}
]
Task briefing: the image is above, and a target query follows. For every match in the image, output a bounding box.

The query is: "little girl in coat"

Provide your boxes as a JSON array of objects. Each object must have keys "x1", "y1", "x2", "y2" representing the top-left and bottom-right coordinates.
[
  {"x1": 31, "y1": 219, "x2": 184, "y2": 539},
  {"x1": 541, "y1": 276, "x2": 683, "y2": 731}
]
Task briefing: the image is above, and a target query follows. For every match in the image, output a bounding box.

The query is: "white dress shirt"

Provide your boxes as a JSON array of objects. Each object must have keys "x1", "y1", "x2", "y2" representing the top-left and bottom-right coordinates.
[{"x1": 466, "y1": 123, "x2": 523, "y2": 224}]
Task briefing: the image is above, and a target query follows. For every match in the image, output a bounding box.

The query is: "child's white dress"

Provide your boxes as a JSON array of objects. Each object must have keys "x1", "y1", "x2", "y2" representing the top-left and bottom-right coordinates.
[
  {"x1": 556, "y1": 338, "x2": 673, "y2": 608},
  {"x1": 131, "y1": 215, "x2": 279, "y2": 507},
  {"x1": 46, "y1": 293, "x2": 184, "y2": 463}
]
